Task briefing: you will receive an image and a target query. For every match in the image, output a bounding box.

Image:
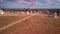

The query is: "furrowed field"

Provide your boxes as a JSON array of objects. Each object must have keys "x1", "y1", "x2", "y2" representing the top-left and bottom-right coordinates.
[
  {"x1": 0, "y1": 14, "x2": 30, "y2": 28},
  {"x1": 0, "y1": 13, "x2": 60, "y2": 34}
]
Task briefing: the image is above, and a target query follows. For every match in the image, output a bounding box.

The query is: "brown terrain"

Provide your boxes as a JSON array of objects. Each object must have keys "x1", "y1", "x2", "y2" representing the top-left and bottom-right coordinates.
[
  {"x1": 0, "y1": 13, "x2": 60, "y2": 34},
  {"x1": 0, "y1": 14, "x2": 30, "y2": 28}
]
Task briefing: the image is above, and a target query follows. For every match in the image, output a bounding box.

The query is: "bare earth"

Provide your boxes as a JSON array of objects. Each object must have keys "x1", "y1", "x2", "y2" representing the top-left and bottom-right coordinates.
[
  {"x1": 0, "y1": 14, "x2": 30, "y2": 28},
  {"x1": 0, "y1": 13, "x2": 60, "y2": 34}
]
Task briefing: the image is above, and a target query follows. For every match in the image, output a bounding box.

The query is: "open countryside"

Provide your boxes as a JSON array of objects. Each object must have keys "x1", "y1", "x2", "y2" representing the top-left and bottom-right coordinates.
[
  {"x1": 0, "y1": 11, "x2": 60, "y2": 34},
  {"x1": 0, "y1": 0, "x2": 60, "y2": 34}
]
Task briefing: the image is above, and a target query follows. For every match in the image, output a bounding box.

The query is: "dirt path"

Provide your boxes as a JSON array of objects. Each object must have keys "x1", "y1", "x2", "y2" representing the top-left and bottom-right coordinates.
[{"x1": 0, "y1": 14, "x2": 55, "y2": 34}]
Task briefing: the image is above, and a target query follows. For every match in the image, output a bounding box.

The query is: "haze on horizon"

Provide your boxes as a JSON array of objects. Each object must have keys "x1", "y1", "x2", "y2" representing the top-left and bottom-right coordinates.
[{"x1": 0, "y1": 0, "x2": 60, "y2": 9}]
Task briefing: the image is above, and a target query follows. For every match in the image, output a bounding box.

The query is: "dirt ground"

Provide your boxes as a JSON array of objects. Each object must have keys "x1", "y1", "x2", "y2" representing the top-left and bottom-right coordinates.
[
  {"x1": 0, "y1": 13, "x2": 60, "y2": 34},
  {"x1": 0, "y1": 14, "x2": 30, "y2": 28}
]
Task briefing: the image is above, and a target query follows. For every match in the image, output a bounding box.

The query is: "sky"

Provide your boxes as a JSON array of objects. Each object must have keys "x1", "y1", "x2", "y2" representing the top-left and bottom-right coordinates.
[{"x1": 0, "y1": 0, "x2": 60, "y2": 9}]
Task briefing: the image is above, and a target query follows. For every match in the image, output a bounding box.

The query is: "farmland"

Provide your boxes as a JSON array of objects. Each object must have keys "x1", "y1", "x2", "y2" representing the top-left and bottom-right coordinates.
[
  {"x1": 0, "y1": 13, "x2": 60, "y2": 34},
  {"x1": 0, "y1": 14, "x2": 30, "y2": 28}
]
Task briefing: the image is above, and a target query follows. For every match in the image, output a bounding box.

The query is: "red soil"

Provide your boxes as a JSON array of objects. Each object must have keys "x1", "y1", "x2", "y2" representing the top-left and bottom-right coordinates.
[{"x1": 0, "y1": 14, "x2": 56, "y2": 34}]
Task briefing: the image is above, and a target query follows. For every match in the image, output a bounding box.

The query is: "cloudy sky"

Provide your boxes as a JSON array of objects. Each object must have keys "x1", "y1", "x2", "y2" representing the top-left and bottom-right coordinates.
[{"x1": 0, "y1": 0, "x2": 60, "y2": 9}]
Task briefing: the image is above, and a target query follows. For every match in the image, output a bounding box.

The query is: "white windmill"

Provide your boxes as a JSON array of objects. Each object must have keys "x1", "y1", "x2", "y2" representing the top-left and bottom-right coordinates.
[
  {"x1": 0, "y1": 9, "x2": 4, "y2": 14},
  {"x1": 0, "y1": 0, "x2": 4, "y2": 14}
]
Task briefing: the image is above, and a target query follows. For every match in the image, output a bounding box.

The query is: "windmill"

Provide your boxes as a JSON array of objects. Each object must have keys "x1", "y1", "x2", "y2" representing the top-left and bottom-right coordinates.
[
  {"x1": 48, "y1": 9, "x2": 58, "y2": 18},
  {"x1": 0, "y1": 1, "x2": 4, "y2": 15}
]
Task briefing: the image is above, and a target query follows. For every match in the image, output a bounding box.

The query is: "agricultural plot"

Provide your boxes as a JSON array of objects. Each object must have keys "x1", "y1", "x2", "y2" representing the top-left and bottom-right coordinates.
[
  {"x1": 49, "y1": 18, "x2": 60, "y2": 34},
  {"x1": 0, "y1": 14, "x2": 60, "y2": 34},
  {"x1": 0, "y1": 14, "x2": 30, "y2": 28}
]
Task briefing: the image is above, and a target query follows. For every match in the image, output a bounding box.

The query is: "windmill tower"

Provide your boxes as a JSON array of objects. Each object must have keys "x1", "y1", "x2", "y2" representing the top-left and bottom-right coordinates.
[
  {"x1": 0, "y1": 0, "x2": 4, "y2": 14},
  {"x1": 0, "y1": 9, "x2": 4, "y2": 14}
]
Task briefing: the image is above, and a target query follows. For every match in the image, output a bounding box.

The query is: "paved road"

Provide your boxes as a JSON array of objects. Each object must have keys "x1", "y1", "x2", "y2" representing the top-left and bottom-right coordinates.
[{"x1": 0, "y1": 14, "x2": 56, "y2": 34}]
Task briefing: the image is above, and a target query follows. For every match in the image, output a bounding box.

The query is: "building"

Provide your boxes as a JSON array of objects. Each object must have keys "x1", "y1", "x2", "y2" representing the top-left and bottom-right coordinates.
[
  {"x1": 1, "y1": 8, "x2": 60, "y2": 18},
  {"x1": 2, "y1": 8, "x2": 48, "y2": 14}
]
